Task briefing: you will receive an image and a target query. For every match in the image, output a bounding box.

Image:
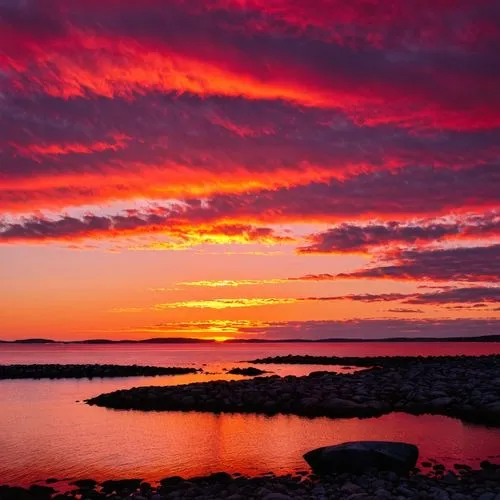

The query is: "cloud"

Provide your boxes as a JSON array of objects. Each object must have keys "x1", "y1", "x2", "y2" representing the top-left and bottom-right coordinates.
[
  {"x1": 387, "y1": 308, "x2": 424, "y2": 313},
  {"x1": 0, "y1": 209, "x2": 292, "y2": 247},
  {"x1": 298, "y1": 212, "x2": 500, "y2": 254},
  {"x1": 3, "y1": 0, "x2": 500, "y2": 131},
  {"x1": 141, "y1": 286, "x2": 500, "y2": 310},
  {"x1": 153, "y1": 298, "x2": 296, "y2": 309},
  {"x1": 2, "y1": 89, "x2": 499, "y2": 212},
  {"x1": 244, "y1": 319, "x2": 500, "y2": 340},
  {"x1": 3, "y1": 163, "x2": 498, "y2": 235},
  {"x1": 308, "y1": 287, "x2": 500, "y2": 305},
  {"x1": 175, "y1": 279, "x2": 290, "y2": 288},
  {"x1": 407, "y1": 286, "x2": 500, "y2": 304},
  {"x1": 337, "y1": 244, "x2": 500, "y2": 282},
  {"x1": 139, "y1": 318, "x2": 500, "y2": 340},
  {"x1": 0, "y1": 1, "x2": 499, "y2": 218}
]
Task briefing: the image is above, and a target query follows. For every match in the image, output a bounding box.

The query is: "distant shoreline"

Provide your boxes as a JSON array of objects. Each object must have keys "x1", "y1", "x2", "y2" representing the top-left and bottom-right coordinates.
[{"x1": 0, "y1": 335, "x2": 499, "y2": 344}]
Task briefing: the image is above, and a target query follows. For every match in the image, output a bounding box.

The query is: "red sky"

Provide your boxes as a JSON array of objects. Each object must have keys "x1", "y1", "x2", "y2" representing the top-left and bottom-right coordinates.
[{"x1": 0, "y1": 0, "x2": 499, "y2": 340}]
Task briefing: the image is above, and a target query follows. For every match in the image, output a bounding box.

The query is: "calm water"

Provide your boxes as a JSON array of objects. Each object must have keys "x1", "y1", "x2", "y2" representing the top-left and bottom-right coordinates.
[{"x1": 0, "y1": 342, "x2": 499, "y2": 487}]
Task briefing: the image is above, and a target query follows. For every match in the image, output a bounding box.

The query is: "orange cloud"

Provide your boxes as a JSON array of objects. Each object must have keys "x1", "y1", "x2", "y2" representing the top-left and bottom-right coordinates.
[{"x1": 153, "y1": 297, "x2": 297, "y2": 309}]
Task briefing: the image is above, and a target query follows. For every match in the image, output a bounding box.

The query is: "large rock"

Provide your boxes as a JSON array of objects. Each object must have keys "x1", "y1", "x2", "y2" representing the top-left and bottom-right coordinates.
[{"x1": 304, "y1": 441, "x2": 418, "y2": 475}]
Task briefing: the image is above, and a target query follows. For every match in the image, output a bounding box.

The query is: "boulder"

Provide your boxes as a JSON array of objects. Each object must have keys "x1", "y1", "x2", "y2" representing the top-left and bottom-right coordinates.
[{"x1": 304, "y1": 441, "x2": 418, "y2": 475}]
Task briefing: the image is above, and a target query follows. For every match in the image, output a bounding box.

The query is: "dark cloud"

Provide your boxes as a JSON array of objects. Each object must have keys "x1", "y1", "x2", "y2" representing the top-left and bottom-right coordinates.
[
  {"x1": 407, "y1": 286, "x2": 500, "y2": 304},
  {"x1": 242, "y1": 318, "x2": 500, "y2": 340},
  {"x1": 193, "y1": 164, "x2": 500, "y2": 221},
  {"x1": 298, "y1": 212, "x2": 500, "y2": 253},
  {"x1": 337, "y1": 244, "x2": 500, "y2": 282},
  {"x1": 301, "y1": 293, "x2": 409, "y2": 302},
  {"x1": 2, "y1": 90, "x2": 499, "y2": 213},
  {"x1": 0, "y1": 209, "x2": 288, "y2": 245},
  {"x1": 444, "y1": 304, "x2": 489, "y2": 310},
  {"x1": 299, "y1": 287, "x2": 500, "y2": 305}
]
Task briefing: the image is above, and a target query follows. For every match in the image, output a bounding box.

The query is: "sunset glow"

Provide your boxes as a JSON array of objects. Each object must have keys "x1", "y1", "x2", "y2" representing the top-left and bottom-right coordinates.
[{"x1": 1, "y1": 0, "x2": 499, "y2": 341}]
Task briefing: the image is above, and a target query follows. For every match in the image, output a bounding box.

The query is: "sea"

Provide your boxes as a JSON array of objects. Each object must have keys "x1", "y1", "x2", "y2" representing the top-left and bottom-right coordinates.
[{"x1": 0, "y1": 342, "x2": 499, "y2": 486}]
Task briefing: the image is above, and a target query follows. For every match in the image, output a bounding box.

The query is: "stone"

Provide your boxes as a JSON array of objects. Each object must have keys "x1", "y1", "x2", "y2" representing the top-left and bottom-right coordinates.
[
  {"x1": 442, "y1": 471, "x2": 459, "y2": 485},
  {"x1": 478, "y1": 494, "x2": 496, "y2": 500},
  {"x1": 430, "y1": 397, "x2": 454, "y2": 407},
  {"x1": 71, "y1": 478, "x2": 98, "y2": 489},
  {"x1": 304, "y1": 441, "x2": 419, "y2": 475},
  {"x1": 228, "y1": 367, "x2": 268, "y2": 376}
]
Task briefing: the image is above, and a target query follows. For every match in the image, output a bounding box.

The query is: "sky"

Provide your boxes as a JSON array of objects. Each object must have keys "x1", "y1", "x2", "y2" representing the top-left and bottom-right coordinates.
[{"x1": 0, "y1": 0, "x2": 499, "y2": 341}]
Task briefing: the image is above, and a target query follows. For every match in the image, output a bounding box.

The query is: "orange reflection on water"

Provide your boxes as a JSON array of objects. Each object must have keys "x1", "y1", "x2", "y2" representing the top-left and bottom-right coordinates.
[{"x1": 1, "y1": 376, "x2": 499, "y2": 487}]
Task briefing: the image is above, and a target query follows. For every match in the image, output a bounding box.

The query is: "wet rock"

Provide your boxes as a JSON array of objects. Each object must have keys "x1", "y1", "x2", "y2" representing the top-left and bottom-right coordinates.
[
  {"x1": 159, "y1": 476, "x2": 185, "y2": 487},
  {"x1": 478, "y1": 493, "x2": 496, "y2": 500},
  {"x1": 70, "y1": 479, "x2": 97, "y2": 489},
  {"x1": 227, "y1": 367, "x2": 268, "y2": 376},
  {"x1": 100, "y1": 478, "x2": 142, "y2": 493},
  {"x1": 29, "y1": 485, "x2": 55, "y2": 499}
]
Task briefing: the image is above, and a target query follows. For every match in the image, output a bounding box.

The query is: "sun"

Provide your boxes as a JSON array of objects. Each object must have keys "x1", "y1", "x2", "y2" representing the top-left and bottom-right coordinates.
[{"x1": 210, "y1": 336, "x2": 234, "y2": 342}]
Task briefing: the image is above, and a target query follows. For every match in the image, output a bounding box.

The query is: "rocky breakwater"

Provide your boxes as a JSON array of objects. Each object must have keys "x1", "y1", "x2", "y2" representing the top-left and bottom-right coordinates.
[
  {"x1": 0, "y1": 364, "x2": 199, "y2": 379},
  {"x1": 86, "y1": 355, "x2": 500, "y2": 425},
  {"x1": 1, "y1": 463, "x2": 500, "y2": 499}
]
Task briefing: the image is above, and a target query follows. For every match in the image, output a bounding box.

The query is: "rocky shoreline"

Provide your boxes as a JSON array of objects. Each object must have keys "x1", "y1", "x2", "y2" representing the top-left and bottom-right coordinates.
[
  {"x1": 86, "y1": 355, "x2": 500, "y2": 426},
  {"x1": 0, "y1": 364, "x2": 199, "y2": 379},
  {"x1": 248, "y1": 354, "x2": 499, "y2": 368},
  {"x1": 1, "y1": 462, "x2": 499, "y2": 499}
]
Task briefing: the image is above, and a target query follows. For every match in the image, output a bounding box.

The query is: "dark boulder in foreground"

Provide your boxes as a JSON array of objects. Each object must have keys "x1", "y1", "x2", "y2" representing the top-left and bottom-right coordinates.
[
  {"x1": 227, "y1": 366, "x2": 268, "y2": 376},
  {"x1": 304, "y1": 441, "x2": 419, "y2": 475},
  {"x1": 0, "y1": 364, "x2": 199, "y2": 380}
]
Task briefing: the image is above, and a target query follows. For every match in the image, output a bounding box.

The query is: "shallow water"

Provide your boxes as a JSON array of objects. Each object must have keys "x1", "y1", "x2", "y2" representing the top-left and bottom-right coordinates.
[{"x1": 0, "y1": 343, "x2": 499, "y2": 486}]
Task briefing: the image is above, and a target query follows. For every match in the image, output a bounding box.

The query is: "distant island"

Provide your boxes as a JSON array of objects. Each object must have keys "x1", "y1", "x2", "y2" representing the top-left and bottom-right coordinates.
[{"x1": 1, "y1": 335, "x2": 499, "y2": 344}]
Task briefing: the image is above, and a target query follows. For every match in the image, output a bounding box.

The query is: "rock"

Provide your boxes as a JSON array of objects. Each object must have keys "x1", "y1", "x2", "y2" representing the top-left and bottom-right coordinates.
[
  {"x1": 71, "y1": 478, "x2": 97, "y2": 489},
  {"x1": 262, "y1": 494, "x2": 292, "y2": 500},
  {"x1": 396, "y1": 486, "x2": 414, "y2": 496},
  {"x1": 228, "y1": 367, "x2": 268, "y2": 376},
  {"x1": 160, "y1": 476, "x2": 185, "y2": 486},
  {"x1": 478, "y1": 493, "x2": 496, "y2": 500},
  {"x1": 304, "y1": 441, "x2": 419, "y2": 475},
  {"x1": 206, "y1": 472, "x2": 233, "y2": 483},
  {"x1": 430, "y1": 397, "x2": 454, "y2": 408},
  {"x1": 100, "y1": 478, "x2": 143, "y2": 493},
  {"x1": 29, "y1": 484, "x2": 56, "y2": 499},
  {"x1": 0, "y1": 487, "x2": 33, "y2": 500},
  {"x1": 442, "y1": 471, "x2": 459, "y2": 485},
  {"x1": 386, "y1": 471, "x2": 398, "y2": 482},
  {"x1": 341, "y1": 482, "x2": 363, "y2": 493}
]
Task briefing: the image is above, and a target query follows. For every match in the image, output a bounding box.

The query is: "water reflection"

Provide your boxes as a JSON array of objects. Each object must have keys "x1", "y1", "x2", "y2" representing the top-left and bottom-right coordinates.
[
  {"x1": 1, "y1": 377, "x2": 499, "y2": 486},
  {"x1": 1, "y1": 343, "x2": 499, "y2": 486}
]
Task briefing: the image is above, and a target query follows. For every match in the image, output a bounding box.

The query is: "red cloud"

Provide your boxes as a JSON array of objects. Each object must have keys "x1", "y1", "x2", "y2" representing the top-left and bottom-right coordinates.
[{"x1": 2, "y1": 0, "x2": 500, "y2": 130}]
